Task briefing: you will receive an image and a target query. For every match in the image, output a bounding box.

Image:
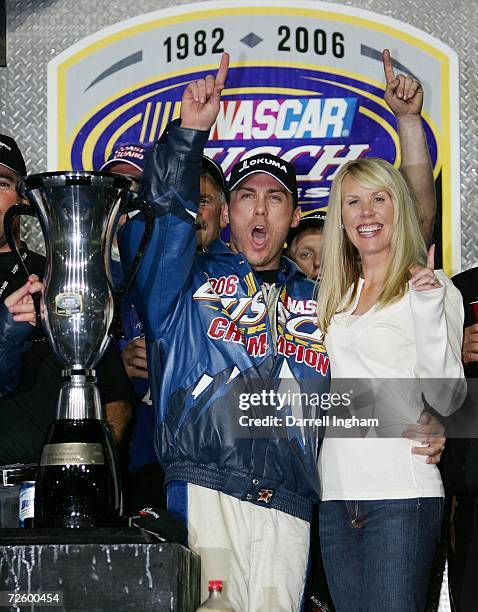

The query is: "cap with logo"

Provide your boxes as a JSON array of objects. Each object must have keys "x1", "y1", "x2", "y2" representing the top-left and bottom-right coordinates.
[
  {"x1": 287, "y1": 211, "x2": 327, "y2": 246},
  {"x1": 99, "y1": 143, "x2": 151, "y2": 173},
  {"x1": 228, "y1": 153, "x2": 298, "y2": 206},
  {"x1": 0, "y1": 134, "x2": 27, "y2": 176}
]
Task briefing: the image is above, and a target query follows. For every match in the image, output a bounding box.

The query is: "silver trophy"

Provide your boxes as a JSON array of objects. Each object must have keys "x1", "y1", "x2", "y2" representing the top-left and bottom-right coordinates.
[{"x1": 4, "y1": 171, "x2": 153, "y2": 527}]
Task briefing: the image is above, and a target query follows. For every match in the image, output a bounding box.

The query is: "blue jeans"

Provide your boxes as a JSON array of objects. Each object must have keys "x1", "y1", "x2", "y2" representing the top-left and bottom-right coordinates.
[{"x1": 319, "y1": 498, "x2": 443, "y2": 612}]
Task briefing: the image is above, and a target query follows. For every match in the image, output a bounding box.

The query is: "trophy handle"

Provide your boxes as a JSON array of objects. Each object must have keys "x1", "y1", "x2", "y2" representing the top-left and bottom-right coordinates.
[
  {"x1": 109, "y1": 198, "x2": 155, "y2": 338},
  {"x1": 117, "y1": 198, "x2": 155, "y2": 295},
  {"x1": 101, "y1": 420, "x2": 123, "y2": 517},
  {"x1": 3, "y1": 204, "x2": 42, "y2": 327}
]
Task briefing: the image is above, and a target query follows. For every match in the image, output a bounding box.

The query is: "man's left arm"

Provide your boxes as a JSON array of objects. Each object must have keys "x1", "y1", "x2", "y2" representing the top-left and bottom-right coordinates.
[
  {"x1": 383, "y1": 49, "x2": 436, "y2": 243},
  {"x1": 96, "y1": 340, "x2": 137, "y2": 445}
]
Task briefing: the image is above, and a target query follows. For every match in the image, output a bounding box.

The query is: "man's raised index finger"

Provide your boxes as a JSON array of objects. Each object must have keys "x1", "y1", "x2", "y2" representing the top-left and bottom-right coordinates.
[
  {"x1": 382, "y1": 49, "x2": 395, "y2": 83},
  {"x1": 215, "y1": 52, "x2": 230, "y2": 87}
]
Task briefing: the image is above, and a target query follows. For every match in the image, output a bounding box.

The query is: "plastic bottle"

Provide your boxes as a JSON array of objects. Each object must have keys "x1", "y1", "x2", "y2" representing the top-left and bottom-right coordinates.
[
  {"x1": 19, "y1": 481, "x2": 35, "y2": 528},
  {"x1": 196, "y1": 580, "x2": 235, "y2": 611}
]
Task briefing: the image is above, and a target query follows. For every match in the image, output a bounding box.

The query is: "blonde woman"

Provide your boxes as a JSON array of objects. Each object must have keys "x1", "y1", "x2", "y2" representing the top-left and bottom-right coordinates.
[{"x1": 316, "y1": 158, "x2": 466, "y2": 611}]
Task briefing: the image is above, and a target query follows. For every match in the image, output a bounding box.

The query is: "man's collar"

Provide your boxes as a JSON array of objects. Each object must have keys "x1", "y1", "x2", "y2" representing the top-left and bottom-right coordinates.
[
  {"x1": 200, "y1": 238, "x2": 233, "y2": 256},
  {"x1": 200, "y1": 240, "x2": 307, "y2": 284}
]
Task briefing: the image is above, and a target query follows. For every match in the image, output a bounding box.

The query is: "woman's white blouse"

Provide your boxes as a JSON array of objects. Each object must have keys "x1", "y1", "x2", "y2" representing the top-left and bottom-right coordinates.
[{"x1": 318, "y1": 270, "x2": 466, "y2": 501}]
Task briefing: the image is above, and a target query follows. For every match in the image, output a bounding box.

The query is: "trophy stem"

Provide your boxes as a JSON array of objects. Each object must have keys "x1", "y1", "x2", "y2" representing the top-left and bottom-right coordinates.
[{"x1": 57, "y1": 371, "x2": 103, "y2": 420}]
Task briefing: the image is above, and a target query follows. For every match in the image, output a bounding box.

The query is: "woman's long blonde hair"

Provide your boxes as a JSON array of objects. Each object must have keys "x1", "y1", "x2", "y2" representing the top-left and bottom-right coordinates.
[{"x1": 317, "y1": 157, "x2": 427, "y2": 333}]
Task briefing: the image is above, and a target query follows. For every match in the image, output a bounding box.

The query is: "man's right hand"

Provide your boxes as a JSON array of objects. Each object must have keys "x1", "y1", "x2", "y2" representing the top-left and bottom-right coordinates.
[
  {"x1": 463, "y1": 322, "x2": 478, "y2": 364},
  {"x1": 5, "y1": 274, "x2": 43, "y2": 325},
  {"x1": 121, "y1": 337, "x2": 149, "y2": 380},
  {"x1": 180, "y1": 52, "x2": 229, "y2": 131}
]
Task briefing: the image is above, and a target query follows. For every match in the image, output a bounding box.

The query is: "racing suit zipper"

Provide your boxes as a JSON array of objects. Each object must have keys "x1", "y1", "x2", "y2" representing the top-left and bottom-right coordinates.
[{"x1": 262, "y1": 282, "x2": 281, "y2": 356}]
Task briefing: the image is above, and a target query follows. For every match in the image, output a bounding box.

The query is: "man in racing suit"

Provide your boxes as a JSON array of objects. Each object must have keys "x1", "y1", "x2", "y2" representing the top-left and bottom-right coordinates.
[{"x1": 119, "y1": 54, "x2": 329, "y2": 611}]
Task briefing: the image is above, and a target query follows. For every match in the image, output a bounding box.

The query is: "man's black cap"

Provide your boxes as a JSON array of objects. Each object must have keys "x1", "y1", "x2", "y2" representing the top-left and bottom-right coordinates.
[
  {"x1": 228, "y1": 153, "x2": 298, "y2": 206},
  {"x1": 0, "y1": 134, "x2": 27, "y2": 176},
  {"x1": 287, "y1": 211, "x2": 327, "y2": 246}
]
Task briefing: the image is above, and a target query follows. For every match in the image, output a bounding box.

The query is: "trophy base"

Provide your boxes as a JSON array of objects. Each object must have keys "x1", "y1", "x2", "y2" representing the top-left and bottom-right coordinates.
[{"x1": 34, "y1": 419, "x2": 122, "y2": 528}]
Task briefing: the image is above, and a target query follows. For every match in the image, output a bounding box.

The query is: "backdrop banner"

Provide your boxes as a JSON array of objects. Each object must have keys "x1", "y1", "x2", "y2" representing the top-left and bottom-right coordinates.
[{"x1": 48, "y1": 0, "x2": 459, "y2": 272}]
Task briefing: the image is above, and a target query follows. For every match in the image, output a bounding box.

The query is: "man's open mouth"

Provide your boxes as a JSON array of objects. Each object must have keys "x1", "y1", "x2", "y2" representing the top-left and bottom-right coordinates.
[{"x1": 251, "y1": 225, "x2": 267, "y2": 247}]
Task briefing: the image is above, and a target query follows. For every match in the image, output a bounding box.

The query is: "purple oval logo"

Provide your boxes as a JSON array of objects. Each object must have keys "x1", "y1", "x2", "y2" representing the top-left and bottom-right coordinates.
[{"x1": 71, "y1": 65, "x2": 438, "y2": 214}]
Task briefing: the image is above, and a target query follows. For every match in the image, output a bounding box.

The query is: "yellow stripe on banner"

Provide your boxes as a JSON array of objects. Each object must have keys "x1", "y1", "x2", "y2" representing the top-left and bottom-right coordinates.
[
  {"x1": 225, "y1": 87, "x2": 320, "y2": 97},
  {"x1": 172, "y1": 101, "x2": 181, "y2": 122},
  {"x1": 158, "y1": 101, "x2": 172, "y2": 140},
  {"x1": 298, "y1": 206, "x2": 328, "y2": 217},
  {"x1": 149, "y1": 102, "x2": 162, "y2": 142},
  {"x1": 440, "y1": 60, "x2": 452, "y2": 275},
  {"x1": 139, "y1": 102, "x2": 152, "y2": 142}
]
